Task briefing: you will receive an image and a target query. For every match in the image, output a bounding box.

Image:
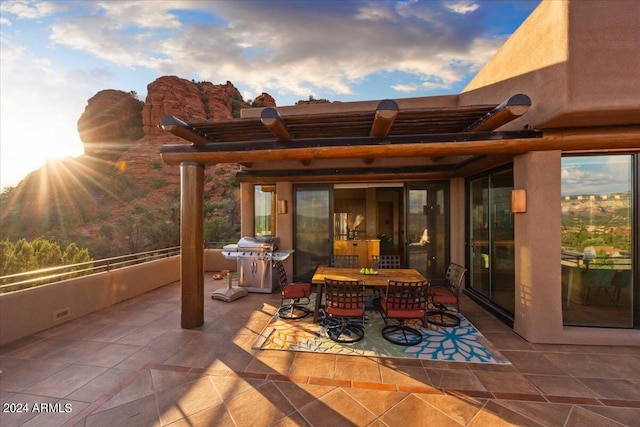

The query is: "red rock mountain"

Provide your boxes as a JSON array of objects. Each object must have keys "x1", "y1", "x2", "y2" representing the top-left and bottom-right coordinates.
[{"x1": 1, "y1": 77, "x2": 277, "y2": 258}]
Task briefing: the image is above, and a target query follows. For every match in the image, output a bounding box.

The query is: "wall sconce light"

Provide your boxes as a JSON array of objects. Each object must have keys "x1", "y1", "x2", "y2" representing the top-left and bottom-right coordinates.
[
  {"x1": 277, "y1": 199, "x2": 288, "y2": 215},
  {"x1": 511, "y1": 189, "x2": 527, "y2": 213}
]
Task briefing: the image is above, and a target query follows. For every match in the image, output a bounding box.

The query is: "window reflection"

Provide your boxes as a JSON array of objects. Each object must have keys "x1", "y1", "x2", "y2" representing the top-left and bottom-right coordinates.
[
  {"x1": 254, "y1": 184, "x2": 275, "y2": 237},
  {"x1": 561, "y1": 155, "x2": 634, "y2": 328}
]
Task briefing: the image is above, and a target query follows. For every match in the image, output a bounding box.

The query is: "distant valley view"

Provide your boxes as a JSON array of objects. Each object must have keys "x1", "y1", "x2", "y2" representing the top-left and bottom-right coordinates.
[{"x1": 561, "y1": 191, "x2": 632, "y2": 266}]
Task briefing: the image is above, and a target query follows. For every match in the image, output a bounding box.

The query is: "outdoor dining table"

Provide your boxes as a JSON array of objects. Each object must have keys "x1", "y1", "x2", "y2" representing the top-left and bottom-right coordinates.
[{"x1": 310, "y1": 266, "x2": 426, "y2": 322}]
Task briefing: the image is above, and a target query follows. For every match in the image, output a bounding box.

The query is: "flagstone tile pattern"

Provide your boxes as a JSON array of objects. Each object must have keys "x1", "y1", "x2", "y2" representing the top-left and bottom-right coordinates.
[{"x1": 1, "y1": 278, "x2": 639, "y2": 426}]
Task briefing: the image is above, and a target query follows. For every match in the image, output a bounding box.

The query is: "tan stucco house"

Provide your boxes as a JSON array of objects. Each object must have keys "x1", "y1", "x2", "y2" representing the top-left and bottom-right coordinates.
[{"x1": 160, "y1": 0, "x2": 640, "y2": 346}]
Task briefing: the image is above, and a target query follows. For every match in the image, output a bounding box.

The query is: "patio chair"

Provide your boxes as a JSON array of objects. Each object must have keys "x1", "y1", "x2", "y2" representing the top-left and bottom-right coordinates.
[
  {"x1": 372, "y1": 254, "x2": 401, "y2": 269},
  {"x1": 611, "y1": 270, "x2": 632, "y2": 306},
  {"x1": 581, "y1": 268, "x2": 617, "y2": 305},
  {"x1": 275, "y1": 261, "x2": 312, "y2": 319},
  {"x1": 426, "y1": 263, "x2": 466, "y2": 327},
  {"x1": 331, "y1": 255, "x2": 359, "y2": 268},
  {"x1": 380, "y1": 280, "x2": 428, "y2": 346},
  {"x1": 323, "y1": 278, "x2": 366, "y2": 343},
  {"x1": 369, "y1": 254, "x2": 401, "y2": 308}
]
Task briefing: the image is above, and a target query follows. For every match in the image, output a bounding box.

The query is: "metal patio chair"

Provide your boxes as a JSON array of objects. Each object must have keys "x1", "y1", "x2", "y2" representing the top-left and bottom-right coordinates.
[
  {"x1": 426, "y1": 263, "x2": 466, "y2": 327},
  {"x1": 323, "y1": 278, "x2": 366, "y2": 343},
  {"x1": 331, "y1": 255, "x2": 359, "y2": 268},
  {"x1": 275, "y1": 261, "x2": 312, "y2": 320},
  {"x1": 372, "y1": 254, "x2": 401, "y2": 269},
  {"x1": 380, "y1": 280, "x2": 428, "y2": 346}
]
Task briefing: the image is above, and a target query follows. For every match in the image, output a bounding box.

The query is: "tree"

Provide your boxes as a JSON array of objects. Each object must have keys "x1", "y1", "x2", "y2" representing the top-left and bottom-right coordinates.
[
  {"x1": 204, "y1": 218, "x2": 236, "y2": 243},
  {"x1": 0, "y1": 238, "x2": 92, "y2": 277},
  {"x1": 32, "y1": 238, "x2": 63, "y2": 268},
  {"x1": 62, "y1": 243, "x2": 91, "y2": 265}
]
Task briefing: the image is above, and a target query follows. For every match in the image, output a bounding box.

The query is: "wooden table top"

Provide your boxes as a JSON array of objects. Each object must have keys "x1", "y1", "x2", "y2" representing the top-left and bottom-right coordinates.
[{"x1": 312, "y1": 266, "x2": 426, "y2": 288}]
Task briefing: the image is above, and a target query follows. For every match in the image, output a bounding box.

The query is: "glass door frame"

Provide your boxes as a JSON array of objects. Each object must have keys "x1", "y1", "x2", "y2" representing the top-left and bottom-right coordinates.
[
  {"x1": 465, "y1": 165, "x2": 516, "y2": 326},
  {"x1": 292, "y1": 181, "x2": 451, "y2": 280},
  {"x1": 292, "y1": 183, "x2": 333, "y2": 282},
  {"x1": 405, "y1": 182, "x2": 450, "y2": 280}
]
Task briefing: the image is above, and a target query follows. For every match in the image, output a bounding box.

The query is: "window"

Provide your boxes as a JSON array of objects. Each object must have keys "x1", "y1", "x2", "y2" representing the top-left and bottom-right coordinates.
[
  {"x1": 561, "y1": 155, "x2": 635, "y2": 328},
  {"x1": 254, "y1": 184, "x2": 276, "y2": 237}
]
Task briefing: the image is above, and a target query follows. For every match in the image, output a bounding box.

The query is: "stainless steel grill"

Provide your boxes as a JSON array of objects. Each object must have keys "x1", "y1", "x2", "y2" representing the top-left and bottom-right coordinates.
[{"x1": 222, "y1": 237, "x2": 293, "y2": 293}]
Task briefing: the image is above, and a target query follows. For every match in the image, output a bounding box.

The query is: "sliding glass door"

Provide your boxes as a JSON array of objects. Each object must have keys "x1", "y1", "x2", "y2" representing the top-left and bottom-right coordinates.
[
  {"x1": 292, "y1": 182, "x2": 449, "y2": 282},
  {"x1": 293, "y1": 185, "x2": 332, "y2": 281},
  {"x1": 406, "y1": 183, "x2": 448, "y2": 279},
  {"x1": 468, "y1": 169, "x2": 515, "y2": 315}
]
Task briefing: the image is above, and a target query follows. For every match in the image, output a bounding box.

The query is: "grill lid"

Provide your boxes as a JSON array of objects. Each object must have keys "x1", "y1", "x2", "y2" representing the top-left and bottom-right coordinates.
[{"x1": 237, "y1": 236, "x2": 279, "y2": 251}]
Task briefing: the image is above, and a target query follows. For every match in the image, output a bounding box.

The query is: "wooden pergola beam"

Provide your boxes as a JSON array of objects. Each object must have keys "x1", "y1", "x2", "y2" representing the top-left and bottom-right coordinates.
[
  {"x1": 464, "y1": 94, "x2": 531, "y2": 132},
  {"x1": 369, "y1": 99, "x2": 399, "y2": 137},
  {"x1": 160, "y1": 115, "x2": 210, "y2": 145},
  {"x1": 260, "y1": 107, "x2": 292, "y2": 141},
  {"x1": 160, "y1": 126, "x2": 640, "y2": 165}
]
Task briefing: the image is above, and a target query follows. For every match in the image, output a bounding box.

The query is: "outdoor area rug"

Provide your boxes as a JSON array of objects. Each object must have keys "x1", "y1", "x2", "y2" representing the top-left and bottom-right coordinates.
[{"x1": 253, "y1": 299, "x2": 509, "y2": 364}]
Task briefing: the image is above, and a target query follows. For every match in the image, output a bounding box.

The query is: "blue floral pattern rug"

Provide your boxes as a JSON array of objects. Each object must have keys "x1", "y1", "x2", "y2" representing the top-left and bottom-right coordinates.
[{"x1": 253, "y1": 308, "x2": 509, "y2": 364}]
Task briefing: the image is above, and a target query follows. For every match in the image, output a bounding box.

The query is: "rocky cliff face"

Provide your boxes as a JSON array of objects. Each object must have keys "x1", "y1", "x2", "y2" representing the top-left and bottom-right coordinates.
[
  {"x1": 2, "y1": 77, "x2": 278, "y2": 258},
  {"x1": 77, "y1": 89, "x2": 144, "y2": 157},
  {"x1": 79, "y1": 76, "x2": 277, "y2": 146},
  {"x1": 141, "y1": 76, "x2": 276, "y2": 136}
]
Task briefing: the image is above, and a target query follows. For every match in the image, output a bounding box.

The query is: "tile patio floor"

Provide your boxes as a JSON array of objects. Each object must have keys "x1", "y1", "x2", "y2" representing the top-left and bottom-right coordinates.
[{"x1": 1, "y1": 276, "x2": 640, "y2": 426}]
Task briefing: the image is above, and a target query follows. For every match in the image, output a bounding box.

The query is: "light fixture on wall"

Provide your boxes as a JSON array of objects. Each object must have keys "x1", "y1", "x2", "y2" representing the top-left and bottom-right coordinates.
[
  {"x1": 277, "y1": 199, "x2": 288, "y2": 215},
  {"x1": 511, "y1": 189, "x2": 527, "y2": 213}
]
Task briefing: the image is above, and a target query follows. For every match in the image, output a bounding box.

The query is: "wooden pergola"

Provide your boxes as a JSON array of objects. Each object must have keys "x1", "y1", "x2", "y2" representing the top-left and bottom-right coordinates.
[{"x1": 158, "y1": 94, "x2": 638, "y2": 328}]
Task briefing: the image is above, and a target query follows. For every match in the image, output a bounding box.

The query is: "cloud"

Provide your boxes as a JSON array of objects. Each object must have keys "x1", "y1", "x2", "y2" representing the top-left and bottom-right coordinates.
[
  {"x1": 392, "y1": 83, "x2": 420, "y2": 92},
  {"x1": 445, "y1": 1, "x2": 480, "y2": 15},
  {"x1": 37, "y1": 0, "x2": 532, "y2": 100},
  {"x1": 561, "y1": 157, "x2": 631, "y2": 196},
  {"x1": 0, "y1": 0, "x2": 65, "y2": 19}
]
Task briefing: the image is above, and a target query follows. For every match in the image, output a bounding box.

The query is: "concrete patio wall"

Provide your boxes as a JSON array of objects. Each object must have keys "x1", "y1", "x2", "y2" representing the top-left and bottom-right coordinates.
[
  {"x1": 0, "y1": 256, "x2": 179, "y2": 346},
  {"x1": 0, "y1": 249, "x2": 237, "y2": 346},
  {"x1": 204, "y1": 248, "x2": 237, "y2": 272}
]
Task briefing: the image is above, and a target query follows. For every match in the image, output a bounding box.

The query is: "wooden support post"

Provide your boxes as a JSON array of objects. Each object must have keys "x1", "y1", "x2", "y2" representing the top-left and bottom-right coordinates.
[{"x1": 180, "y1": 162, "x2": 205, "y2": 329}]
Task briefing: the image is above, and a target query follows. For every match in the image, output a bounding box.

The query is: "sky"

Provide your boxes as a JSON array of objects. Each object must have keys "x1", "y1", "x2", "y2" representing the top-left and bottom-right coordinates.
[
  {"x1": 561, "y1": 156, "x2": 633, "y2": 198},
  {"x1": 0, "y1": 0, "x2": 541, "y2": 189}
]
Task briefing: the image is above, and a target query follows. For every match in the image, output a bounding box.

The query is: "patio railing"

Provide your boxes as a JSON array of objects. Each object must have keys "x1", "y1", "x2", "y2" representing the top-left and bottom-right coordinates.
[{"x1": 0, "y1": 246, "x2": 181, "y2": 293}]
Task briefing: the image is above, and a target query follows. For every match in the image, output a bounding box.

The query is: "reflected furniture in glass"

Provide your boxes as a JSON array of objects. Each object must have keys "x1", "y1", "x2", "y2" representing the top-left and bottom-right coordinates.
[
  {"x1": 582, "y1": 269, "x2": 617, "y2": 305},
  {"x1": 612, "y1": 270, "x2": 632, "y2": 307}
]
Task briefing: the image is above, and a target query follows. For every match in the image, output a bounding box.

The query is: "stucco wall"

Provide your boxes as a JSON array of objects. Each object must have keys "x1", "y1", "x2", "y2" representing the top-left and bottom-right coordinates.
[
  {"x1": 513, "y1": 151, "x2": 564, "y2": 341},
  {"x1": 462, "y1": 0, "x2": 640, "y2": 129}
]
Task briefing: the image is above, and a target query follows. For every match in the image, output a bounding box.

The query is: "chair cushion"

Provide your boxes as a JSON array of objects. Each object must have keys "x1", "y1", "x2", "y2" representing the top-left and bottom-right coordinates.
[
  {"x1": 282, "y1": 282, "x2": 311, "y2": 298},
  {"x1": 381, "y1": 298, "x2": 424, "y2": 318},
  {"x1": 327, "y1": 307, "x2": 364, "y2": 317},
  {"x1": 384, "y1": 308, "x2": 425, "y2": 318},
  {"x1": 429, "y1": 288, "x2": 457, "y2": 304}
]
